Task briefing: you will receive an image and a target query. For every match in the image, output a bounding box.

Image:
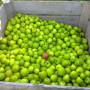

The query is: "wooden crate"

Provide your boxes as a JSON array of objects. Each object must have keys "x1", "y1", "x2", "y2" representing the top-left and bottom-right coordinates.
[{"x1": 0, "y1": 1, "x2": 90, "y2": 90}]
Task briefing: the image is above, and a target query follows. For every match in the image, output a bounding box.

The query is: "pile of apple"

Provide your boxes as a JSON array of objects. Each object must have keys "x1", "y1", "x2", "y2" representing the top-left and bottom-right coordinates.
[{"x1": 0, "y1": 13, "x2": 90, "y2": 87}]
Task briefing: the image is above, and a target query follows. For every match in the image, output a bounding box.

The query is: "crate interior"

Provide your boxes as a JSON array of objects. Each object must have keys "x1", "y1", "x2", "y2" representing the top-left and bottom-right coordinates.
[{"x1": 1, "y1": 1, "x2": 90, "y2": 50}]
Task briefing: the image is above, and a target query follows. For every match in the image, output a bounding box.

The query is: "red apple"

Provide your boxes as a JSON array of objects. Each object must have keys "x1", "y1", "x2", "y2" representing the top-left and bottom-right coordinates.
[{"x1": 42, "y1": 52, "x2": 49, "y2": 60}]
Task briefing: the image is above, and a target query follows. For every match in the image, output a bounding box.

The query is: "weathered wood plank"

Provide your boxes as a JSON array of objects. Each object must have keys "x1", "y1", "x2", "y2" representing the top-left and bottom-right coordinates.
[
  {"x1": 79, "y1": 2, "x2": 90, "y2": 32},
  {"x1": 0, "y1": 5, "x2": 7, "y2": 37},
  {"x1": 86, "y1": 21, "x2": 90, "y2": 52},
  {"x1": 4, "y1": 1, "x2": 15, "y2": 19},
  {"x1": 13, "y1": 1, "x2": 82, "y2": 15}
]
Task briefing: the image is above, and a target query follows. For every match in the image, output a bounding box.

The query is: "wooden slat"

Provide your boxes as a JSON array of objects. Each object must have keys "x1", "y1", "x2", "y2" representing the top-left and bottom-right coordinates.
[
  {"x1": 13, "y1": 1, "x2": 82, "y2": 15},
  {"x1": 0, "y1": 5, "x2": 7, "y2": 37},
  {"x1": 84, "y1": 3, "x2": 90, "y2": 52},
  {"x1": 86, "y1": 21, "x2": 90, "y2": 52},
  {"x1": 79, "y1": 2, "x2": 90, "y2": 32},
  {"x1": 4, "y1": 1, "x2": 15, "y2": 19}
]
